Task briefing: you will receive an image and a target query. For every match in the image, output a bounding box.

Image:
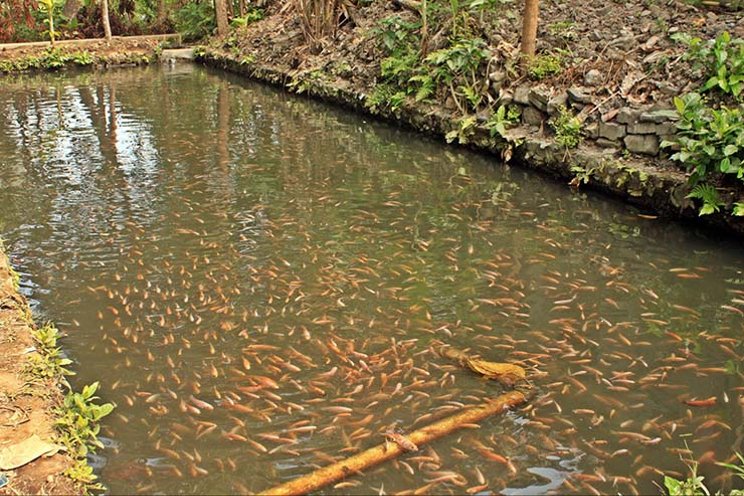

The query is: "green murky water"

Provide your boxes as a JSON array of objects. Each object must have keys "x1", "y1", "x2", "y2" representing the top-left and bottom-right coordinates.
[{"x1": 1, "y1": 65, "x2": 743, "y2": 495}]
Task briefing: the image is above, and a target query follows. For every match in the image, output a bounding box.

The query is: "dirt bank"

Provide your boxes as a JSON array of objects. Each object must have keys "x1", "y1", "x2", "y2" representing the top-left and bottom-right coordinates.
[
  {"x1": 198, "y1": 0, "x2": 744, "y2": 237},
  {"x1": 0, "y1": 251, "x2": 79, "y2": 495},
  {"x1": 0, "y1": 35, "x2": 180, "y2": 73}
]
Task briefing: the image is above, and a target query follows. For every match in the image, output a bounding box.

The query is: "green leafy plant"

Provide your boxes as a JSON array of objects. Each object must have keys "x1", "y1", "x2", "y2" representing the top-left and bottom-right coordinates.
[
  {"x1": 377, "y1": 15, "x2": 420, "y2": 53},
  {"x1": 446, "y1": 115, "x2": 477, "y2": 144},
  {"x1": 734, "y1": 202, "x2": 744, "y2": 215},
  {"x1": 663, "y1": 93, "x2": 744, "y2": 185},
  {"x1": 55, "y1": 382, "x2": 114, "y2": 458},
  {"x1": 425, "y1": 38, "x2": 489, "y2": 112},
  {"x1": 664, "y1": 450, "x2": 744, "y2": 496},
  {"x1": 174, "y1": 1, "x2": 215, "y2": 41},
  {"x1": 486, "y1": 104, "x2": 519, "y2": 138},
  {"x1": 27, "y1": 324, "x2": 74, "y2": 380},
  {"x1": 687, "y1": 183, "x2": 725, "y2": 215},
  {"x1": 70, "y1": 50, "x2": 93, "y2": 66},
  {"x1": 717, "y1": 452, "x2": 744, "y2": 492},
  {"x1": 37, "y1": 0, "x2": 61, "y2": 45},
  {"x1": 230, "y1": 8, "x2": 264, "y2": 27},
  {"x1": 675, "y1": 31, "x2": 744, "y2": 100},
  {"x1": 550, "y1": 106, "x2": 582, "y2": 148},
  {"x1": 528, "y1": 54, "x2": 561, "y2": 80}
]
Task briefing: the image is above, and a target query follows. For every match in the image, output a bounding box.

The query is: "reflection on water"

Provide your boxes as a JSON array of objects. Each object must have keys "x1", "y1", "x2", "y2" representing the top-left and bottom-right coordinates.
[{"x1": 1, "y1": 65, "x2": 743, "y2": 495}]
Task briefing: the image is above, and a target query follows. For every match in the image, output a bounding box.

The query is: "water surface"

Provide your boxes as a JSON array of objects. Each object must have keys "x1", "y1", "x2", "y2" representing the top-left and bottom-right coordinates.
[{"x1": 1, "y1": 64, "x2": 743, "y2": 494}]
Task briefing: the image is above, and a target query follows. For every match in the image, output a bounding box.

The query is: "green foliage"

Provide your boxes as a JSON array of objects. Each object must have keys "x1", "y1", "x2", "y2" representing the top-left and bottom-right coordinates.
[
  {"x1": 446, "y1": 115, "x2": 477, "y2": 144},
  {"x1": 55, "y1": 382, "x2": 114, "y2": 459},
  {"x1": 377, "y1": 15, "x2": 420, "y2": 53},
  {"x1": 37, "y1": 0, "x2": 62, "y2": 44},
  {"x1": 230, "y1": 8, "x2": 264, "y2": 28},
  {"x1": 288, "y1": 70, "x2": 325, "y2": 95},
  {"x1": 675, "y1": 31, "x2": 744, "y2": 100},
  {"x1": 27, "y1": 324, "x2": 74, "y2": 380},
  {"x1": 547, "y1": 21, "x2": 577, "y2": 41},
  {"x1": 687, "y1": 183, "x2": 725, "y2": 215},
  {"x1": 664, "y1": 474, "x2": 710, "y2": 496},
  {"x1": 528, "y1": 54, "x2": 562, "y2": 80},
  {"x1": 174, "y1": 1, "x2": 215, "y2": 42},
  {"x1": 570, "y1": 164, "x2": 596, "y2": 187},
  {"x1": 425, "y1": 38, "x2": 489, "y2": 112},
  {"x1": 486, "y1": 104, "x2": 519, "y2": 138},
  {"x1": 717, "y1": 452, "x2": 744, "y2": 491},
  {"x1": 664, "y1": 451, "x2": 744, "y2": 496},
  {"x1": 366, "y1": 84, "x2": 406, "y2": 113},
  {"x1": 734, "y1": 202, "x2": 744, "y2": 215},
  {"x1": 426, "y1": 38, "x2": 487, "y2": 84},
  {"x1": 550, "y1": 106, "x2": 582, "y2": 148},
  {"x1": 0, "y1": 48, "x2": 97, "y2": 73},
  {"x1": 663, "y1": 93, "x2": 744, "y2": 185}
]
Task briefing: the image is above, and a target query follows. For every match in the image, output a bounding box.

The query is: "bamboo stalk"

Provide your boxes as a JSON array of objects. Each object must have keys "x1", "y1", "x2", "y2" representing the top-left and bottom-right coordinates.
[{"x1": 258, "y1": 390, "x2": 528, "y2": 496}]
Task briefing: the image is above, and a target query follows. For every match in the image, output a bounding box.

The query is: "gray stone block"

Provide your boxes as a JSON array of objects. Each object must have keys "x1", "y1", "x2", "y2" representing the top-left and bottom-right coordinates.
[
  {"x1": 522, "y1": 106, "x2": 547, "y2": 126},
  {"x1": 528, "y1": 88, "x2": 550, "y2": 112},
  {"x1": 627, "y1": 122, "x2": 658, "y2": 134},
  {"x1": 596, "y1": 137, "x2": 619, "y2": 148},
  {"x1": 617, "y1": 107, "x2": 641, "y2": 124},
  {"x1": 514, "y1": 85, "x2": 531, "y2": 105},
  {"x1": 585, "y1": 69, "x2": 603, "y2": 86},
  {"x1": 624, "y1": 134, "x2": 659, "y2": 155},
  {"x1": 547, "y1": 93, "x2": 568, "y2": 115},
  {"x1": 640, "y1": 109, "x2": 678, "y2": 123},
  {"x1": 567, "y1": 86, "x2": 593, "y2": 104},
  {"x1": 599, "y1": 121, "x2": 627, "y2": 141},
  {"x1": 583, "y1": 122, "x2": 599, "y2": 139}
]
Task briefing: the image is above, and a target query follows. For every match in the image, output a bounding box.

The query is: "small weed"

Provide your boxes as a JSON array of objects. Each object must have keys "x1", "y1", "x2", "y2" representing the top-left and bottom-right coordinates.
[
  {"x1": 27, "y1": 324, "x2": 74, "y2": 381},
  {"x1": 446, "y1": 115, "x2": 478, "y2": 144},
  {"x1": 528, "y1": 54, "x2": 561, "y2": 80},
  {"x1": 686, "y1": 183, "x2": 725, "y2": 216},
  {"x1": 230, "y1": 8, "x2": 265, "y2": 28},
  {"x1": 547, "y1": 21, "x2": 577, "y2": 41},
  {"x1": 569, "y1": 164, "x2": 595, "y2": 188},
  {"x1": 239, "y1": 54, "x2": 255, "y2": 66},
  {"x1": 288, "y1": 70, "x2": 325, "y2": 94},
  {"x1": 550, "y1": 106, "x2": 582, "y2": 148},
  {"x1": 70, "y1": 51, "x2": 93, "y2": 66},
  {"x1": 366, "y1": 84, "x2": 407, "y2": 113},
  {"x1": 486, "y1": 104, "x2": 519, "y2": 138}
]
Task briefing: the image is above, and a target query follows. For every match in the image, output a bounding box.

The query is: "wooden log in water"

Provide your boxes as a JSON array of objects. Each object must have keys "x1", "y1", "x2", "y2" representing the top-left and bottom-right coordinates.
[{"x1": 258, "y1": 390, "x2": 528, "y2": 496}]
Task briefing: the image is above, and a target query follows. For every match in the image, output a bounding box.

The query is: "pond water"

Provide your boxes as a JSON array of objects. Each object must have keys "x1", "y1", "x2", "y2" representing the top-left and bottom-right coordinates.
[{"x1": 1, "y1": 64, "x2": 743, "y2": 495}]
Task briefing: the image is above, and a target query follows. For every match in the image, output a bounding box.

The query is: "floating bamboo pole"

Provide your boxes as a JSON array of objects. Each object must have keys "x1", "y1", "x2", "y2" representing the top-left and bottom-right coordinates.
[{"x1": 258, "y1": 390, "x2": 528, "y2": 496}]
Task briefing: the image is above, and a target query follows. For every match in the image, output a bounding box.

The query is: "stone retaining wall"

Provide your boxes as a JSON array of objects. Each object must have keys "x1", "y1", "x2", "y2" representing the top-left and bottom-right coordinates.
[{"x1": 505, "y1": 83, "x2": 679, "y2": 158}]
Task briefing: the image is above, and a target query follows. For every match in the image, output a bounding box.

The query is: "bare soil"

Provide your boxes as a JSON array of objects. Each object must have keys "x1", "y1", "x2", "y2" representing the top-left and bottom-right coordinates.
[{"x1": 0, "y1": 254, "x2": 79, "y2": 495}]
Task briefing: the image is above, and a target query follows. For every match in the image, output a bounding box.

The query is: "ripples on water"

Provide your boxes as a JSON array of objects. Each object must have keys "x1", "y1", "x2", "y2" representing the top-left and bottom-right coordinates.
[{"x1": 1, "y1": 65, "x2": 743, "y2": 495}]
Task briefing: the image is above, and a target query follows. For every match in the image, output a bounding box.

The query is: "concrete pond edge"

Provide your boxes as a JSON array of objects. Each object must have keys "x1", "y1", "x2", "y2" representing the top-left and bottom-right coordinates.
[{"x1": 197, "y1": 48, "x2": 744, "y2": 239}]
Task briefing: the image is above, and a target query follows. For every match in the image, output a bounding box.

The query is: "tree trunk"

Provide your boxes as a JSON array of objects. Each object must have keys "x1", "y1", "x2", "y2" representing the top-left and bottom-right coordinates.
[
  {"x1": 101, "y1": 0, "x2": 112, "y2": 40},
  {"x1": 238, "y1": 0, "x2": 245, "y2": 17},
  {"x1": 63, "y1": 0, "x2": 81, "y2": 21},
  {"x1": 214, "y1": 0, "x2": 228, "y2": 36},
  {"x1": 520, "y1": 0, "x2": 539, "y2": 66},
  {"x1": 156, "y1": 0, "x2": 167, "y2": 23}
]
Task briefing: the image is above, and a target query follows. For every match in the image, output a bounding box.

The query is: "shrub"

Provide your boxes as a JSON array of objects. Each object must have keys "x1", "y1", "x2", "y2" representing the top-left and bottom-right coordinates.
[{"x1": 662, "y1": 93, "x2": 744, "y2": 186}]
